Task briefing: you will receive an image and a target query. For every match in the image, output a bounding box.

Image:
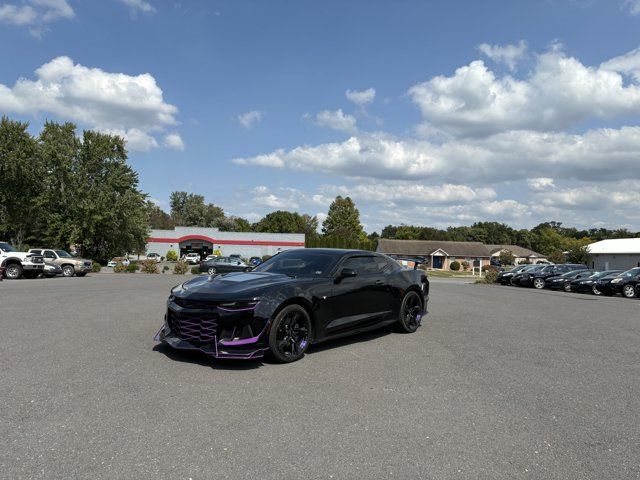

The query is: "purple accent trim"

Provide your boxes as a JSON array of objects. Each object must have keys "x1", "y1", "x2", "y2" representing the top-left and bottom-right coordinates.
[{"x1": 219, "y1": 323, "x2": 268, "y2": 346}]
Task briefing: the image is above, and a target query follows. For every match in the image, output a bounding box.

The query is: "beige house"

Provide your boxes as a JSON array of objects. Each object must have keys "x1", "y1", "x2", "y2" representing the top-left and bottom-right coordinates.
[{"x1": 377, "y1": 239, "x2": 546, "y2": 270}]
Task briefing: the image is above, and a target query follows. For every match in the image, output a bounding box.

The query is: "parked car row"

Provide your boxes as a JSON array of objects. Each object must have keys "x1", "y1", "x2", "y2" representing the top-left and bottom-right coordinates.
[
  {"x1": 1, "y1": 241, "x2": 92, "y2": 279},
  {"x1": 496, "y1": 263, "x2": 640, "y2": 298}
]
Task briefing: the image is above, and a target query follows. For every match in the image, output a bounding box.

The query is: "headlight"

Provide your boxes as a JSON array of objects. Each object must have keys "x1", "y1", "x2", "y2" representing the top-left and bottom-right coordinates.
[
  {"x1": 218, "y1": 298, "x2": 260, "y2": 311},
  {"x1": 611, "y1": 278, "x2": 622, "y2": 284}
]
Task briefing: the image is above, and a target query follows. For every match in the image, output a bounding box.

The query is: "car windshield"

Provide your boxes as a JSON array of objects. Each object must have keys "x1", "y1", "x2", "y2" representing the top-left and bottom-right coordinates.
[
  {"x1": 253, "y1": 250, "x2": 339, "y2": 277},
  {"x1": 619, "y1": 267, "x2": 640, "y2": 277},
  {"x1": 55, "y1": 250, "x2": 73, "y2": 258},
  {"x1": 590, "y1": 271, "x2": 614, "y2": 279},
  {"x1": 0, "y1": 242, "x2": 17, "y2": 252}
]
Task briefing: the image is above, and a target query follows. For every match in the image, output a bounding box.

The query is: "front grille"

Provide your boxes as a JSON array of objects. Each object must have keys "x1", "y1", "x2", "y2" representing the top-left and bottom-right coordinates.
[
  {"x1": 83, "y1": 261, "x2": 91, "y2": 268},
  {"x1": 173, "y1": 297, "x2": 220, "y2": 309},
  {"x1": 29, "y1": 256, "x2": 44, "y2": 264},
  {"x1": 168, "y1": 309, "x2": 218, "y2": 346}
]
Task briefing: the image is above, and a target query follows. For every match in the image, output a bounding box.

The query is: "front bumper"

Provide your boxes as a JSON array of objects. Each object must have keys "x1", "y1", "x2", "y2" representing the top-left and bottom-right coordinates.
[
  {"x1": 22, "y1": 263, "x2": 44, "y2": 271},
  {"x1": 597, "y1": 283, "x2": 622, "y2": 295}
]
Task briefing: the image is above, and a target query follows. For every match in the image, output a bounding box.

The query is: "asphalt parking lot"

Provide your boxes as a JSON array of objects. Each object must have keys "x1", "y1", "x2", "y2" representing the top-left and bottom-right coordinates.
[{"x1": 2, "y1": 275, "x2": 639, "y2": 479}]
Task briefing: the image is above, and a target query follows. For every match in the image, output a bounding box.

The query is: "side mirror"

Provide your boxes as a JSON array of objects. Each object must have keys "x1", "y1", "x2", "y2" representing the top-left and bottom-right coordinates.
[{"x1": 339, "y1": 267, "x2": 358, "y2": 279}]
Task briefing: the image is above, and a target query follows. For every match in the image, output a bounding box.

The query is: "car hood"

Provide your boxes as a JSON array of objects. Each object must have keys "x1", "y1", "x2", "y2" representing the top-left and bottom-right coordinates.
[{"x1": 174, "y1": 271, "x2": 304, "y2": 300}]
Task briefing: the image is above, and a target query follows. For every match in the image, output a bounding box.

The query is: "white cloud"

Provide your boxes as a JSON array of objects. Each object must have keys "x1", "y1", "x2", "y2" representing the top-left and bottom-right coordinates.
[
  {"x1": 345, "y1": 87, "x2": 376, "y2": 105},
  {"x1": 408, "y1": 48, "x2": 640, "y2": 138},
  {"x1": 234, "y1": 127, "x2": 640, "y2": 184},
  {"x1": 0, "y1": 56, "x2": 181, "y2": 151},
  {"x1": 0, "y1": 0, "x2": 73, "y2": 34},
  {"x1": 624, "y1": 0, "x2": 640, "y2": 15},
  {"x1": 237, "y1": 110, "x2": 264, "y2": 129},
  {"x1": 119, "y1": 0, "x2": 155, "y2": 14},
  {"x1": 527, "y1": 177, "x2": 555, "y2": 192},
  {"x1": 314, "y1": 109, "x2": 357, "y2": 133},
  {"x1": 477, "y1": 41, "x2": 527, "y2": 71},
  {"x1": 601, "y1": 46, "x2": 640, "y2": 82},
  {"x1": 114, "y1": 128, "x2": 158, "y2": 152},
  {"x1": 163, "y1": 133, "x2": 185, "y2": 151}
]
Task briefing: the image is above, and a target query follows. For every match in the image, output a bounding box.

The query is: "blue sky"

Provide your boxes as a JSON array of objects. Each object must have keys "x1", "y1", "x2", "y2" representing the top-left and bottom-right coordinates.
[{"x1": 2, "y1": 0, "x2": 640, "y2": 232}]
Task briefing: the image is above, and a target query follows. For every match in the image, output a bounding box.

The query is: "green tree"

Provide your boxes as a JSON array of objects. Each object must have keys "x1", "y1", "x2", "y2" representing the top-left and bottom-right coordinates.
[
  {"x1": 498, "y1": 250, "x2": 516, "y2": 265},
  {"x1": 566, "y1": 245, "x2": 591, "y2": 265},
  {"x1": 0, "y1": 117, "x2": 43, "y2": 247},
  {"x1": 147, "y1": 201, "x2": 175, "y2": 229},
  {"x1": 254, "y1": 210, "x2": 317, "y2": 234},
  {"x1": 322, "y1": 196, "x2": 364, "y2": 241},
  {"x1": 169, "y1": 191, "x2": 227, "y2": 228}
]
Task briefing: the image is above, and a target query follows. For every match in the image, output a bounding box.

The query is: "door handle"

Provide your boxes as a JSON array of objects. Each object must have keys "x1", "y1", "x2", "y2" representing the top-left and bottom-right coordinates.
[{"x1": 374, "y1": 280, "x2": 385, "y2": 286}]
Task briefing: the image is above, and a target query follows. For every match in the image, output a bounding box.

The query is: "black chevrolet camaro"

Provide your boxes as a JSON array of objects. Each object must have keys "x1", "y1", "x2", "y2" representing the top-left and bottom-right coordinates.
[{"x1": 155, "y1": 249, "x2": 429, "y2": 362}]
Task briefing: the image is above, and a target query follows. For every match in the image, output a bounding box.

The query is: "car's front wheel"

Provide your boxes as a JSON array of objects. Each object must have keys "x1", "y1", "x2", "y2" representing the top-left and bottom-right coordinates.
[
  {"x1": 4, "y1": 263, "x2": 23, "y2": 279},
  {"x1": 533, "y1": 278, "x2": 545, "y2": 289},
  {"x1": 62, "y1": 265, "x2": 75, "y2": 277},
  {"x1": 622, "y1": 285, "x2": 636, "y2": 298},
  {"x1": 591, "y1": 285, "x2": 601, "y2": 295},
  {"x1": 563, "y1": 282, "x2": 571, "y2": 292},
  {"x1": 397, "y1": 290, "x2": 423, "y2": 333},
  {"x1": 207, "y1": 266, "x2": 217, "y2": 275},
  {"x1": 268, "y1": 304, "x2": 311, "y2": 363}
]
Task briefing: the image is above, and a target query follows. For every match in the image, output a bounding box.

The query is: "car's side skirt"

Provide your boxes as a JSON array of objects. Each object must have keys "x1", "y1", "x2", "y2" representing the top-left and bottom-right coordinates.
[{"x1": 313, "y1": 317, "x2": 399, "y2": 345}]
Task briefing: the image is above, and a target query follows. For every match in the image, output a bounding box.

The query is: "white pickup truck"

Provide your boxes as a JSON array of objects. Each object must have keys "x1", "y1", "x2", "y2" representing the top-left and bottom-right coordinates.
[{"x1": 0, "y1": 241, "x2": 45, "y2": 279}]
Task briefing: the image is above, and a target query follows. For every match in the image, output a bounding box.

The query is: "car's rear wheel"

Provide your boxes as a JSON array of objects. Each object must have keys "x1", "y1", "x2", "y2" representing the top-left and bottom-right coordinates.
[
  {"x1": 591, "y1": 285, "x2": 601, "y2": 295},
  {"x1": 62, "y1": 265, "x2": 75, "y2": 277},
  {"x1": 268, "y1": 304, "x2": 311, "y2": 363},
  {"x1": 563, "y1": 282, "x2": 571, "y2": 292},
  {"x1": 622, "y1": 285, "x2": 636, "y2": 298},
  {"x1": 533, "y1": 278, "x2": 545, "y2": 289},
  {"x1": 397, "y1": 290, "x2": 423, "y2": 333},
  {"x1": 207, "y1": 266, "x2": 217, "y2": 275},
  {"x1": 5, "y1": 263, "x2": 23, "y2": 279}
]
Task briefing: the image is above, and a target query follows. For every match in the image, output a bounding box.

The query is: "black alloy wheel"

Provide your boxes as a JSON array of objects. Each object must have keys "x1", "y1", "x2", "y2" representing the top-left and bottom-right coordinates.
[
  {"x1": 207, "y1": 266, "x2": 217, "y2": 275},
  {"x1": 591, "y1": 285, "x2": 601, "y2": 295},
  {"x1": 622, "y1": 285, "x2": 636, "y2": 298},
  {"x1": 563, "y1": 282, "x2": 571, "y2": 292},
  {"x1": 398, "y1": 290, "x2": 423, "y2": 333},
  {"x1": 269, "y1": 304, "x2": 311, "y2": 363}
]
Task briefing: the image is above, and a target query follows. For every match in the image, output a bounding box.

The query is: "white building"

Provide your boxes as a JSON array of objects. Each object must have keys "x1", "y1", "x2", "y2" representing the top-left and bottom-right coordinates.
[
  {"x1": 587, "y1": 238, "x2": 640, "y2": 271},
  {"x1": 146, "y1": 227, "x2": 305, "y2": 259}
]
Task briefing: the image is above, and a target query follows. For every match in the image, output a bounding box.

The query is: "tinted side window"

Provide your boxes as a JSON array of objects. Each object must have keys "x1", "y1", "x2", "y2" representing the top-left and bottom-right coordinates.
[
  {"x1": 31, "y1": 249, "x2": 42, "y2": 255},
  {"x1": 44, "y1": 250, "x2": 56, "y2": 259},
  {"x1": 343, "y1": 256, "x2": 382, "y2": 274}
]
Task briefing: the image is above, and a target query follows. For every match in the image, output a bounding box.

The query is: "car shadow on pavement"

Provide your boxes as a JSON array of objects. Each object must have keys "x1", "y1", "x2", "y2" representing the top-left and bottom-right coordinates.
[
  {"x1": 152, "y1": 344, "x2": 263, "y2": 370},
  {"x1": 306, "y1": 325, "x2": 394, "y2": 355}
]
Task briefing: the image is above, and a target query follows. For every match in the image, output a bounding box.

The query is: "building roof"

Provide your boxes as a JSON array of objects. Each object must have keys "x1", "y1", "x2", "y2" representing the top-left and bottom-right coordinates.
[
  {"x1": 376, "y1": 239, "x2": 491, "y2": 257},
  {"x1": 486, "y1": 244, "x2": 544, "y2": 258},
  {"x1": 587, "y1": 238, "x2": 640, "y2": 254}
]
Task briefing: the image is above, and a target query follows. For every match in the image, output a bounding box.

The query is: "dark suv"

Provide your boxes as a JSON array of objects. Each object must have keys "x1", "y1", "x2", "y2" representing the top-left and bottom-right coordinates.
[
  {"x1": 523, "y1": 264, "x2": 587, "y2": 289},
  {"x1": 598, "y1": 267, "x2": 640, "y2": 298}
]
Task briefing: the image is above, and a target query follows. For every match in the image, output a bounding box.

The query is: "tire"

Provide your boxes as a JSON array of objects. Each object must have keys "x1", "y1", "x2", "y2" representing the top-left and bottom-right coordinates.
[
  {"x1": 62, "y1": 265, "x2": 75, "y2": 277},
  {"x1": 533, "y1": 278, "x2": 545, "y2": 289},
  {"x1": 4, "y1": 263, "x2": 23, "y2": 280},
  {"x1": 397, "y1": 290, "x2": 423, "y2": 333},
  {"x1": 268, "y1": 304, "x2": 311, "y2": 363},
  {"x1": 75, "y1": 273, "x2": 87, "y2": 277},
  {"x1": 563, "y1": 282, "x2": 571, "y2": 292},
  {"x1": 622, "y1": 285, "x2": 636, "y2": 299},
  {"x1": 591, "y1": 285, "x2": 601, "y2": 295},
  {"x1": 207, "y1": 267, "x2": 217, "y2": 275}
]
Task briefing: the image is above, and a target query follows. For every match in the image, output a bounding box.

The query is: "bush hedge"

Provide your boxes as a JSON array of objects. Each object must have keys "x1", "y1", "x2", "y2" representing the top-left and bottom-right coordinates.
[
  {"x1": 166, "y1": 250, "x2": 178, "y2": 262},
  {"x1": 140, "y1": 259, "x2": 159, "y2": 274},
  {"x1": 190, "y1": 266, "x2": 200, "y2": 275},
  {"x1": 91, "y1": 262, "x2": 102, "y2": 273},
  {"x1": 173, "y1": 261, "x2": 188, "y2": 274},
  {"x1": 450, "y1": 261, "x2": 461, "y2": 271}
]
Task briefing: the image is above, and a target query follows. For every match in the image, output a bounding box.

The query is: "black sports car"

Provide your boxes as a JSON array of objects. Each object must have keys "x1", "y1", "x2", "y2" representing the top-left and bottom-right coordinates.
[
  {"x1": 569, "y1": 270, "x2": 622, "y2": 294},
  {"x1": 155, "y1": 249, "x2": 429, "y2": 362},
  {"x1": 199, "y1": 256, "x2": 253, "y2": 275}
]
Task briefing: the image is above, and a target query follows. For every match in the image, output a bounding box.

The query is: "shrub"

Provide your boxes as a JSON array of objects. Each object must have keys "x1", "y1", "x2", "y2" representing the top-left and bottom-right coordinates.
[
  {"x1": 166, "y1": 250, "x2": 179, "y2": 262},
  {"x1": 140, "y1": 259, "x2": 159, "y2": 274},
  {"x1": 461, "y1": 260, "x2": 470, "y2": 271},
  {"x1": 261, "y1": 255, "x2": 272, "y2": 262},
  {"x1": 475, "y1": 270, "x2": 499, "y2": 284},
  {"x1": 113, "y1": 263, "x2": 127, "y2": 273},
  {"x1": 190, "y1": 266, "x2": 200, "y2": 275},
  {"x1": 91, "y1": 262, "x2": 102, "y2": 273},
  {"x1": 162, "y1": 266, "x2": 169, "y2": 273},
  {"x1": 173, "y1": 261, "x2": 188, "y2": 274},
  {"x1": 450, "y1": 261, "x2": 461, "y2": 271},
  {"x1": 126, "y1": 262, "x2": 139, "y2": 273}
]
